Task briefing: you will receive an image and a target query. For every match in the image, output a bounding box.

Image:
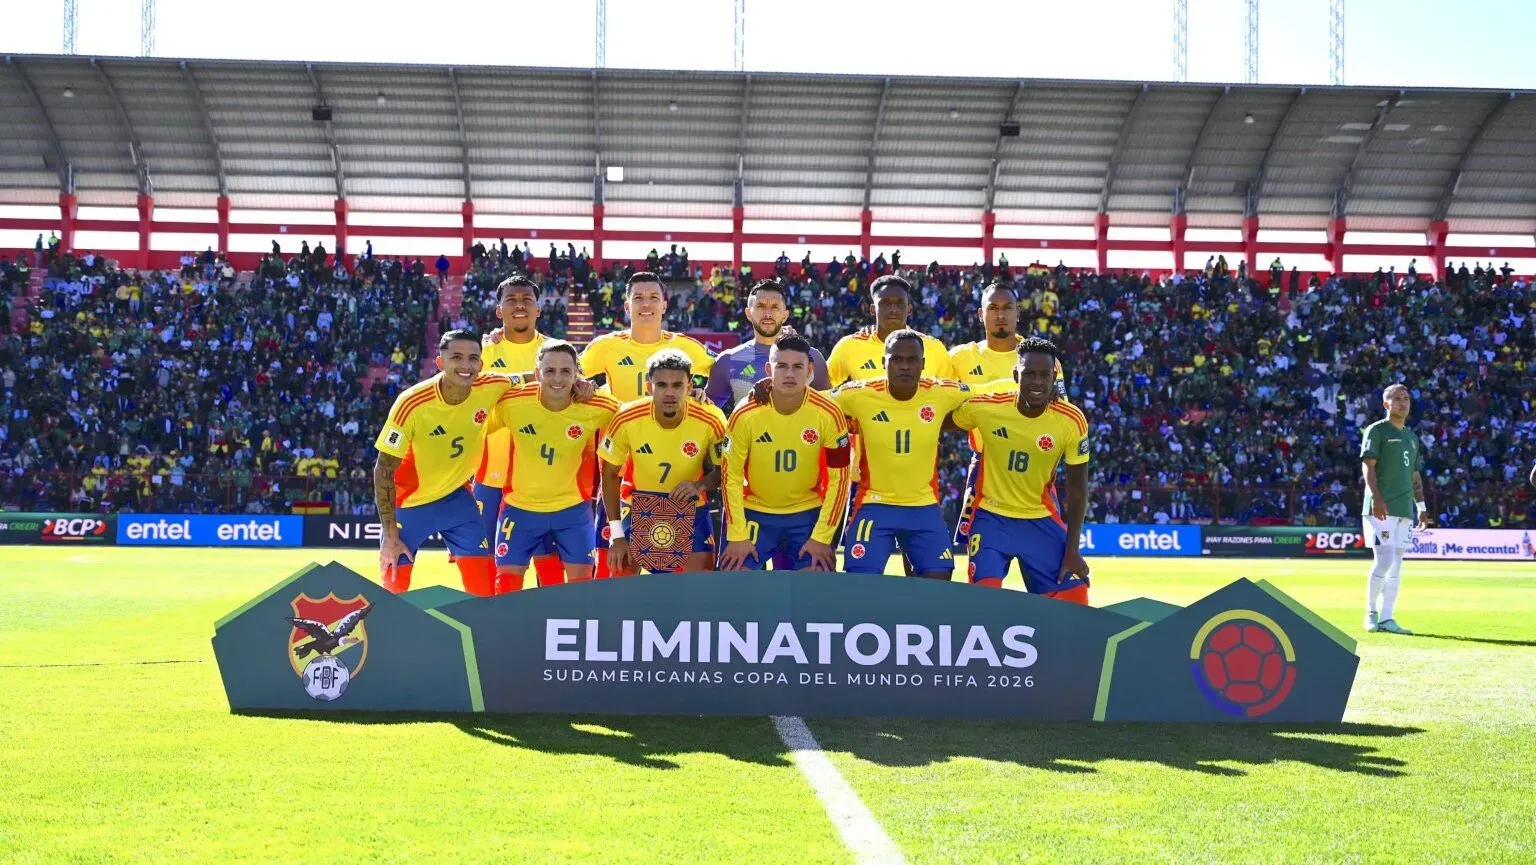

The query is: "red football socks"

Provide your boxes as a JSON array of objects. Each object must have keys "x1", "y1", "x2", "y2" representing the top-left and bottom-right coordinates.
[
  {"x1": 1046, "y1": 584, "x2": 1090, "y2": 605},
  {"x1": 384, "y1": 563, "x2": 413, "y2": 594},
  {"x1": 533, "y1": 554, "x2": 566, "y2": 587},
  {"x1": 456, "y1": 556, "x2": 496, "y2": 597}
]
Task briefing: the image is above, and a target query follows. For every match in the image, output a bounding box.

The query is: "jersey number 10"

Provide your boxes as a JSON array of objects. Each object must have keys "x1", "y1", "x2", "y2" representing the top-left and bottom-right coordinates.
[{"x1": 774, "y1": 449, "x2": 798, "y2": 472}]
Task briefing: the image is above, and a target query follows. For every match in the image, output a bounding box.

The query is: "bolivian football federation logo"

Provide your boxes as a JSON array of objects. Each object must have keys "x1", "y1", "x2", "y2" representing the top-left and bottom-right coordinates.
[
  {"x1": 286, "y1": 593, "x2": 373, "y2": 702},
  {"x1": 1190, "y1": 609, "x2": 1296, "y2": 717}
]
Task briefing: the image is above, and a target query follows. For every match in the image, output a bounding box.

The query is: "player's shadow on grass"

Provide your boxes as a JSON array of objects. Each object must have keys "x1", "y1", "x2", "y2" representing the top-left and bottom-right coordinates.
[
  {"x1": 238, "y1": 710, "x2": 793, "y2": 771},
  {"x1": 452, "y1": 715, "x2": 796, "y2": 771},
  {"x1": 813, "y1": 719, "x2": 1423, "y2": 778},
  {"x1": 1408, "y1": 632, "x2": 1536, "y2": 648}
]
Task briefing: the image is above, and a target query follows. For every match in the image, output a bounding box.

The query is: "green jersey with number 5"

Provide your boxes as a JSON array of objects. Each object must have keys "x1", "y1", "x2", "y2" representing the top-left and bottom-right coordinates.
[{"x1": 1360, "y1": 419, "x2": 1422, "y2": 519}]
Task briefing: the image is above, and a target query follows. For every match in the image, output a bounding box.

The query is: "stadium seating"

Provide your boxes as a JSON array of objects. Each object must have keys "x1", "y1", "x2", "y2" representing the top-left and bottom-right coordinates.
[
  {"x1": 2, "y1": 243, "x2": 1533, "y2": 532},
  {"x1": 0, "y1": 248, "x2": 435, "y2": 515}
]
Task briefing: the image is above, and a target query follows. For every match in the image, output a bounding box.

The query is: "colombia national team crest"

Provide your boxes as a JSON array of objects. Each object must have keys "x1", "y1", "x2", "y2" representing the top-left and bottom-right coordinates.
[
  {"x1": 918, "y1": 405, "x2": 936, "y2": 423},
  {"x1": 286, "y1": 593, "x2": 373, "y2": 702},
  {"x1": 1190, "y1": 609, "x2": 1296, "y2": 717},
  {"x1": 1037, "y1": 434, "x2": 1055, "y2": 452},
  {"x1": 566, "y1": 424, "x2": 584, "y2": 440},
  {"x1": 681, "y1": 440, "x2": 700, "y2": 458},
  {"x1": 473, "y1": 408, "x2": 488, "y2": 425},
  {"x1": 801, "y1": 428, "x2": 820, "y2": 445}
]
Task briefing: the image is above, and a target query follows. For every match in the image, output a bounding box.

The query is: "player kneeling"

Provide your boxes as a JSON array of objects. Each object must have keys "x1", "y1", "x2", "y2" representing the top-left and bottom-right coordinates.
[
  {"x1": 600, "y1": 350, "x2": 729, "y2": 574},
  {"x1": 491, "y1": 342, "x2": 620, "y2": 592},
  {"x1": 951, "y1": 337, "x2": 1092, "y2": 604},
  {"x1": 717, "y1": 335, "x2": 851, "y2": 571}
]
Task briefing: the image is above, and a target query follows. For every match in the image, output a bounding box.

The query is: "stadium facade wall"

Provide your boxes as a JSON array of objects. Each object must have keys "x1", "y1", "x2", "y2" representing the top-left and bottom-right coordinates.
[{"x1": 3, "y1": 199, "x2": 1524, "y2": 277}]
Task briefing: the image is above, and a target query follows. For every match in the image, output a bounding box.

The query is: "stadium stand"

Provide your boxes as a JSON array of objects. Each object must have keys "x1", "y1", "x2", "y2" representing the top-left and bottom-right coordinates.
[{"x1": 0, "y1": 246, "x2": 435, "y2": 514}]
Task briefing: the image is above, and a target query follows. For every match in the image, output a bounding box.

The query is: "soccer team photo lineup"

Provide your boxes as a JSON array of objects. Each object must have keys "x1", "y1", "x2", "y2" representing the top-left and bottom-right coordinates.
[{"x1": 7, "y1": 6, "x2": 1536, "y2": 858}]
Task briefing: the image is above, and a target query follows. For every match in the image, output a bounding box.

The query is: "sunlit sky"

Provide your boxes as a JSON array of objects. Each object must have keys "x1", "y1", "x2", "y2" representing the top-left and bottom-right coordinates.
[{"x1": 3, "y1": 0, "x2": 1534, "y2": 89}]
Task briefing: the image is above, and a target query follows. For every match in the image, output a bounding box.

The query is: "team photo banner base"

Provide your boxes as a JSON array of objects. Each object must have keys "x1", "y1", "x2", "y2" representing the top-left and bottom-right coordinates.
[{"x1": 214, "y1": 564, "x2": 1358, "y2": 722}]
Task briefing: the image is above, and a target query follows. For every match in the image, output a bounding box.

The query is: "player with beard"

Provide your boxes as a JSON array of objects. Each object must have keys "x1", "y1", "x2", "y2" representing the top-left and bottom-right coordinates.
[
  {"x1": 950, "y1": 337, "x2": 1091, "y2": 603},
  {"x1": 706, "y1": 279, "x2": 830, "y2": 412}
]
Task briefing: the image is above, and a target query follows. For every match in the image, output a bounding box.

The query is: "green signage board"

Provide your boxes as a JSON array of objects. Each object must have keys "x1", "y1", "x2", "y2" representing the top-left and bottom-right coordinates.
[
  {"x1": 212, "y1": 562, "x2": 480, "y2": 713},
  {"x1": 214, "y1": 565, "x2": 1358, "y2": 722}
]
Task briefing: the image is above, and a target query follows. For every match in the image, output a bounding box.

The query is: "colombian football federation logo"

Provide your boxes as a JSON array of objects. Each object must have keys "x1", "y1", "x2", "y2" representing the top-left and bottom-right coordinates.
[
  {"x1": 566, "y1": 424, "x2": 584, "y2": 440},
  {"x1": 286, "y1": 593, "x2": 373, "y2": 702},
  {"x1": 919, "y1": 405, "x2": 936, "y2": 423},
  {"x1": 1037, "y1": 434, "x2": 1055, "y2": 452},
  {"x1": 850, "y1": 543, "x2": 867, "y2": 559},
  {"x1": 681, "y1": 440, "x2": 700, "y2": 458},
  {"x1": 1190, "y1": 610, "x2": 1296, "y2": 717},
  {"x1": 473, "y1": 409, "x2": 488, "y2": 425},
  {"x1": 801, "y1": 428, "x2": 819, "y2": 445}
]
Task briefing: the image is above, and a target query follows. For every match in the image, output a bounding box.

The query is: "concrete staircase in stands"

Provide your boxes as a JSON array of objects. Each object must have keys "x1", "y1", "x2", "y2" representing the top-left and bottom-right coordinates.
[
  {"x1": 567, "y1": 299, "x2": 595, "y2": 346},
  {"x1": 420, "y1": 275, "x2": 465, "y2": 379},
  {"x1": 8, "y1": 268, "x2": 44, "y2": 333}
]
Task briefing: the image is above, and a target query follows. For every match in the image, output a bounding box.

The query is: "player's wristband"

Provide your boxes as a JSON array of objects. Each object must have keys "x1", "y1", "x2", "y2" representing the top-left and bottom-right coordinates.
[
  {"x1": 608, "y1": 519, "x2": 626, "y2": 540},
  {"x1": 1415, "y1": 501, "x2": 1427, "y2": 515}
]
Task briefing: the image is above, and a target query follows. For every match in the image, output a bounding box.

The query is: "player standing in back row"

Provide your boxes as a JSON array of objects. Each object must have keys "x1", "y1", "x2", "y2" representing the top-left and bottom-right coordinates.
[
  {"x1": 1360, "y1": 383, "x2": 1429, "y2": 635},
  {"x1": 580, "y1": 271, "x2": 715, "y2": 576}
]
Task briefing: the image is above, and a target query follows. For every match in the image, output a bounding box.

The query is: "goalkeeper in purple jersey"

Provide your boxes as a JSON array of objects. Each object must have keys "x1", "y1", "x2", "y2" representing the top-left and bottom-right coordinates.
[{"x1": 706, "y1": 279, "x2": 830, "y2": 413}]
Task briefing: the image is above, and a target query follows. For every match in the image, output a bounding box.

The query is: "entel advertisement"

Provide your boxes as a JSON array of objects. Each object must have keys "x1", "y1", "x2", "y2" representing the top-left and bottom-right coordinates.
[
  {"x1": 117, "y1": 514, "x2": 303, "y2": 547},
  {"x1": 1079, "y1": 524, "x2": 1201, "y2": 557},
  {"x1": 1406, "y1": 528, "x2": 1536, "y2": 562}
]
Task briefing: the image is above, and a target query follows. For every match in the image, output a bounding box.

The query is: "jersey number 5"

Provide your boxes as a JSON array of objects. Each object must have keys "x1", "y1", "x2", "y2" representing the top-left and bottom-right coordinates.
[
  {"x1": 1402, "y1": 451, "x2": 1411, "y2": 468},
  {"x1": 449, "y1": 435, "x2": 465, "y2": 458}
]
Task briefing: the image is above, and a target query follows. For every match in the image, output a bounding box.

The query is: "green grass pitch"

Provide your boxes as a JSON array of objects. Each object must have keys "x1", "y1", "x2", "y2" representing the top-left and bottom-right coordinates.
[{"x1": 1, "y1": 547, "x2": 1532, "y2": 863}]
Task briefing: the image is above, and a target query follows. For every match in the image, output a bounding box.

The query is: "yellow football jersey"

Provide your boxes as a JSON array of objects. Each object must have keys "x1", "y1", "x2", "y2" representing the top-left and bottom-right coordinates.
[
  {"x1": 721, "y1": 390, "x2": 852, "y2": 544},
  {"x1": 949, "y1": 338, "x2": 1022, "y2": 386},
  {"x1": 599, "y1": 397, "x2": 728, "y2": 494},
  {"x1": 951, "y1": 394, "x2": 1089, "y2": 520},
  {"x1": 479, "y1": 331, "x2": 552, "y2": 488},
  {"x1": 579, "y1": 331, "x2": 716, "y2": 402},
  {"x1": 826, "y1": 330, "x2": 955, "y2": 386},
  {"x1": 831, "y1": 378, "x2": 970, "y2": 508},
  {"x1": 494, "y1": 384, "x2": 621, "y2": 513},
  {"x1": 374, "y1": 373, "x2": 511, "y2": 508}
]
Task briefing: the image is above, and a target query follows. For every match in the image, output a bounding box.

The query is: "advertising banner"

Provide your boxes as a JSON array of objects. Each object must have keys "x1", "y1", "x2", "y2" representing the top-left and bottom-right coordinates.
[
  {"x1": 1201, "y1": 526, "x2": 1371, "y2": 559},
  {"x1": 1405, "y1": 528, "x2": 1536, "y2": 562},
  {"x1": 1079, "y1": 524, "x2": 1200, "y2": 557},
  {"x1": 0, "y1": 513, "x2": 115, "y2": 545},
  {"x1": 215, "y1": 564, "x2": 1359, "y2": 722},
  {"x1": 117, "y1": 514, "x2": 303, "y2": 547},
  {"x1": 302, "y1": 515, "x2": 445, "y2": 549}
]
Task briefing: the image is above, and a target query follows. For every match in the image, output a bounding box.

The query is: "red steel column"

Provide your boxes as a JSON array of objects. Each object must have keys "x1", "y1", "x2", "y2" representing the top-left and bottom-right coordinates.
[
  {"x1": 981, "y1": 210, "x2": 997, "y2": 268},
  {"x1": 216, "y1": 195, "x2": 231, "y2": 256},
  {"x1": 1327, "y1": 217, "x2": 1346, "y2": 273},
  {"x1": 461, "y1": 199, "x2": 475, "y2": 270},
  {"x1": 1094, "y1": 212, "x2": 1109, "y2": 273},
  {"x1": 333, "y1": 198, "x2": 349, "y2": 259},
  {"x1": 592, "y1": 202, "x2": 606, "y2": 271},
  {"x1": 1428, "y1": 219, "x2": 1449, "y2": 279},
  {"x1": 1241, "y1": 214, "x2": 1259, "y2": 276},
  {"x1": 136, "y1": 192, "x2": 153, "y2": 269},
  {"x1": 59, "y1": 192, "x2": 77, "y2": 254},
  {"x1": 731, "y1": 205, "x2": 744, "y2": 274},
  {"x1": 1170, "y1": 212, "x2": 1188, "y2": 274},
  {"x1": 859, "y1": 208, "x2": 873, "y2": 262}
]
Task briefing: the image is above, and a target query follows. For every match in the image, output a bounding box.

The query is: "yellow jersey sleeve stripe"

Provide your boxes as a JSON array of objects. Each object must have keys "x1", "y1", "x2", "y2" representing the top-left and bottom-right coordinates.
[
  {"x1": 805, "y1": 391, "x2": 849, "y2": 429},
  {"x1": 1048, "y1": 403, "x2": 1087, "y2": 435},
  {"x1": 1049, "y1": 401, "x2": 1088, "y2": 428},
  {"x1": 391, "y1": 390, "x2": 436, "y2": 425},
  {"x1": 728, "y1": 401, "x2": 767, "y2": 425},
  {"x1": 685, "y1": 405, "x2": 727, "y2": 431},
  {"x1": 589, "y1": 395, "x2": 622, "y2": 413},
  {"x1": 495, "y1": 388, "x2": 539, "y2": 405},
  {"x1": 609, "y1": 404, "x2": 652, "y2": 428}
]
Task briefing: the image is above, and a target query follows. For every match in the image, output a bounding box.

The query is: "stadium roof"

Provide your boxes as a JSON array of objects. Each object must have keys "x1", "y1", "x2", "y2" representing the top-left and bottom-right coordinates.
[{"x1": 3, "y1": 54, "x2": 1534, "y2": 231}]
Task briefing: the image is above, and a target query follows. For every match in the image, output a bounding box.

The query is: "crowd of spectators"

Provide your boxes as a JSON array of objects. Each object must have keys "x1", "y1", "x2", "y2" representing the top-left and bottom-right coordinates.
[
  {"x1": 0, "y1": 244, "x2": 437, "y2": 514},
  {"x1": 3, "y1": 237, "x2": 1534, "y2": 533}
]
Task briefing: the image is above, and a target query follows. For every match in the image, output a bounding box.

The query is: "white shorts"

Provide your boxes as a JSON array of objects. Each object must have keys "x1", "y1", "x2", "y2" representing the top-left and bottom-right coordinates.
[{"x1": 1363, "y1": 515, "x2": 1413, "y2": 550}]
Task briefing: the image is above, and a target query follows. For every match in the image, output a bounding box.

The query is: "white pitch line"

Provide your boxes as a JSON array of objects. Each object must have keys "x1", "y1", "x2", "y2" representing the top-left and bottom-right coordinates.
[{"x1": 771, "y1": 715, "x2": 907, "y2": 865}]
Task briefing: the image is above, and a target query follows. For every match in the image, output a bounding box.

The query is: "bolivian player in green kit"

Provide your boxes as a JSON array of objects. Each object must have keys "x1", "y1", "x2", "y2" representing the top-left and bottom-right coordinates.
[{"x1": 1359, "y1": 383, "x2": 1428, "y2": 635}]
